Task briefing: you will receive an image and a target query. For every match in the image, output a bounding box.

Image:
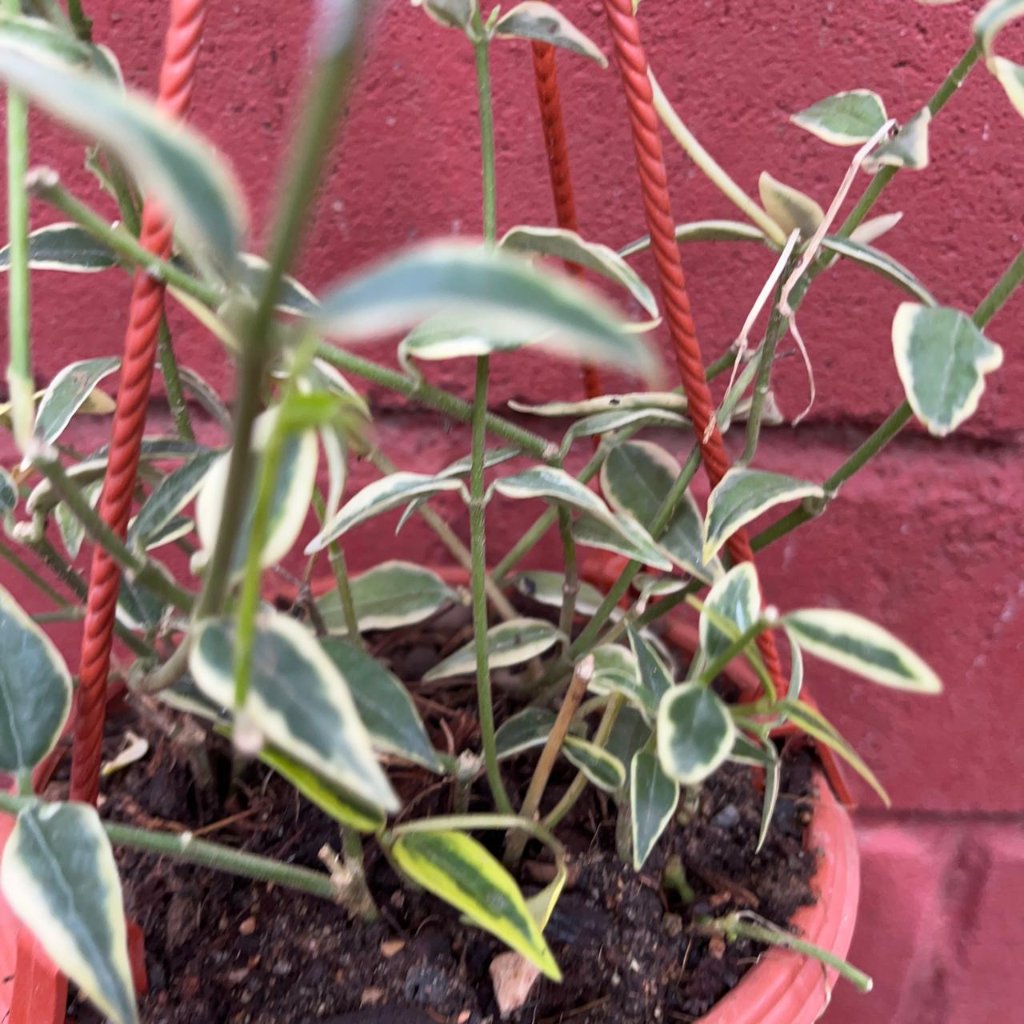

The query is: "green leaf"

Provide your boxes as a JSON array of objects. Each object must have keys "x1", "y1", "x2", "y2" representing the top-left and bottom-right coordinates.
[
  {"x1": 588, "y1": 644, "x2": 652, "y2": 716},
  {"x1": 605, "y1": 705, "x2": 652, "y2": 771},
  {"x1": 0, "y1": 222, "x2": 118, "y2": 273},
  {"x1": 33, "y1": 356, "x2": 119, "y2": 445},
  {"x1": 791, "y1": 90, "x2": 889, "y2": 145},
  {"x1": 866, "y1": 107, "x2": 930, "y2": 171},
  {"x1": 729, "y1": 730, "x2": 777, "y2": 768},
  {"x1": 0, "y1": 14, "x2": 95, "y2": 67},
  {"x1": 116, "y1": 572, "x2": 168, "y2": 632},
  {"x1": 496, "y1": 706, "x2": 558, "y2": 760},
  {"x1": 509, "y1": 392, "x2": 686, "y2": 418},
  {"x1": 318, "y1": 561, "x2": 457, "y2": 633},
  {"x1": 849, "y1": 211, "x2": 904, "y2": 246},
  {"x1": 195, "y1": 410, "x2": 319, "y2": 573},
  {"x1": 316, "y1": 242, "x2": 658, "y2": 381},
  {"x1": 511, "y1": 570, "x2": 610, "y2": 620},
  {"x1": 0, "y1": 465, "x2": 16, "y2": 517},
  {"x1": 758, "y1": 172, "x2": 823, "y2": 237},
  {"x1": 127, "y1": 448, "x2": 219, "y2": 552},
  {"x1": 757, "y1": 749, "x2": 782, "y2": 854},
  {"x1": 601, "y1": 440, "x2": 720, "y2": 582},
  {"x1": 563, "y1": 736, "x2": 626, "y2": 792},
  {"x1": 630, "y1": 746, "x2": 679, "y2": 869},
  {"x1": 391, "y1": 830, "x2": 561, "y2": 980},
  {"x1": 784, "y1": 608, "x2": 942, "y2": 693},
  {"x1": 561, "y1": 407, "x2": 689, "y2": 451},
  {"x1": 619, "y1": 219, "x2": 770, "y2": 259},
  {"x1": 54, "y1": 478, "x2": 99, "y2": 559},
  {"x1": 493, "y1": 2, "x2": 607, "y2": 67},
  {"x1": 973, "y1": 0, "x2": 1024, "y2": 59},
  {"x1": 1, "y1": 802, "x2": 137, "y2": 1024},
  {"x1": 0, "y1": 40, "x2": 245, "y2": 272},
  {"x1": 321, "y1": 637, "x2": 442, "y2": 771},
  {"x1": 237, "y1": 253, "x2": 320, "y2": 317},
  {"x1": 424, "y1": 619, "x2": 563, "y2": 681},
  {"x1": 699, "y1": 563, "x2": 761, "y2": 665},
  {"x1": 820, "y1": 236, "x2": 937, "y2": 305},
  {"x1": 892, "y1": 303, "x2": 1004, "y2": 436},
  {"x1": 500, "y1": 225, "x2": 657, "y2": 316},
  {"x1": 627, "y1": 625, "x2": 674, "y2": 707},
  {"x1": 656, "y1": 683, "x2": 736, "y2": 786},
  {"x1": 0, "y1": 585, "x2": 72, "y2": 774},
  {"x1": 571, "y1": 513, "x2": 674, "y2": 572},
  {"x1": 411, "y1": 0, "x2": 478, "y2": 32},
  {"x1": 779, "y1": 698, "x2": 890, "y2": 806},
  {"x1": 190, "y1": 613, "x2": 398, "y2": 812},
  {"x1": 990, "y1": 55, "x2": 1024, "y2": 117},
  {"x1": 703, "y1": 468, "x2": 824, "y2": 563}
]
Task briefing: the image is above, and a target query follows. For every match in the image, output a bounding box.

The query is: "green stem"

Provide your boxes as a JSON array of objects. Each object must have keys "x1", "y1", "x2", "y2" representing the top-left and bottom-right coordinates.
[
  {"x1": 696, "y1": 618, "x2": 770, "y2": 687},
  {"x1": 741, "y1": 297, "x2": 790, "y2": 465},
  {"x1": 67, "y1": 0, "x2": 93, "y2": 41},
  {"x1": 649, "y1": 70, "x2": 787, "y2": 246},
  {"x1": 474, "y1": 37, "x2": 498, "y2": 243},
  {"x1": 5, "y1": 13, "x2": 32, "y2": 452},
  {"x1": 556, "y1": 508, "x2": 579, "y2": 639},
  {"x1": 0, "y1": 540, "x2": 70, "y2": 608},
  {"x1": 974, "y1": 248, "x2": 1024, "y2": 329},
  {"x1": 312, "y1": 490, "x2": 363, "y2": 648},
  {"x1": 157, "y1": 315, "x2": 195, "y2": 442}
]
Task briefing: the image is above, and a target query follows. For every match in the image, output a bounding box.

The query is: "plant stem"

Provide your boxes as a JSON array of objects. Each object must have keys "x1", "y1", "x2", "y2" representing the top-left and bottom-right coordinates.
[
  {"x1": 696, "y1": 618, "x2": 769, "y2": 688},
  {"x1": 4, "y1": 1, "x2": 32, "y2": 452},
  {"x1": 0, "y1": 541, "x2": 70, "y2": 608},
  {"x1": 474, "y1": 38, "x2": 498, "y2": 244},
  {"x1": 649, "y1": 70, "x2": 787, "y2": 246},
  {"x1": 556, "y1": 508, "x2": 579, "y2": 639},
  {"x1": 311, "y1": 490, "x2": 363, "y2": 647},
  {"x1": 974, "y1": 247, "x2": 1024, "y2": 330},
  {"x1": 157, "y1": 315, "x2": 195, "y2": 441},
  {"x1": 741, "y1": 297, "x2": 789, "y2": 466}
]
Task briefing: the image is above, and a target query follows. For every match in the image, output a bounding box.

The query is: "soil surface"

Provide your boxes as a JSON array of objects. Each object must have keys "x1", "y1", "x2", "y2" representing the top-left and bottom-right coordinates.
[{"x1": 64, "y1": 609, "x2": 818, "y2": 1024}]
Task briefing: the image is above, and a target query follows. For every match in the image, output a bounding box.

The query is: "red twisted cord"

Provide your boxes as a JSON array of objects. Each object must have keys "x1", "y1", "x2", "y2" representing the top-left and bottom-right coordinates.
[
  {"x1": 530, "y1": 42, "x2": 602, "y2": 401},
  {"x1": 598, "y1": 0, "x2": 787, "y2": 694},
  {"x1": 70, "y1": 0, "x2": 208, "y2": 805}
]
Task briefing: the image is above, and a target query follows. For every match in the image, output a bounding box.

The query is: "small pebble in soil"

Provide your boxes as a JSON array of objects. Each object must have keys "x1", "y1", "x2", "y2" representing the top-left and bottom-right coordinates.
[{"x1": 711, "y1": 803, "x2": 740, "y2": 829}]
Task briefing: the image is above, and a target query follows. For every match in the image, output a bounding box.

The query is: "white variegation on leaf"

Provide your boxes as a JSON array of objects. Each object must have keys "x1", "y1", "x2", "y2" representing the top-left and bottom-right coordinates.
[
  {"x1": 0, "y1": 222, "x2": 118, "y2": 272},
  {"x1": 758, "y1": 172, "x2": 824, "y2": 237},
  {"x1": 195, "y1": 409, "x2": 318, "y2": 574},
  {"x1": 561, "y1": 406, "x2": 689, "y2": 451},
  {"x1": 55, "y1": 479, "x2": 100, "y2": 559},
  {"x1": 864, "y1": 107, "x2": 931, "y2": 171},
  {"x1": 703, "y1": 468, "x2": 824, "y2": 563},
  {"x1": 571, "y1": 513, "x2": 674, "y2": 572},
  {"x1": 424, "y1": 619, "x2": 563, "y2": 681},
  {"x1": 619, "y1": 220, "x2": 770, "y2": 259},
  {"x1": 821, "y1": 237, "x2": 936, "y2": 305},
  {"x1": 656, "y1": 683, "x2": 736, "y2": 786},
  {"x1": 630, "y1": 746, "x2": 679, "y2": 869},
  {"x1": 494, "y1": 2, "x2": 607, "y2": 67},
  {"x1": 627, "y1": 625, "x2": 675, "y2": 708},
  {"x1": 510, "y1": 392, "x2": 686, "y2": 418},
  {"x1": 0, "y1": 465, "x2": 17, "y2": 518},
  {"x1": 410, "y1": 0, "x2": 477, "y2": 32},
  {"x1": 0, "y1": 42, "x2": 246, "y2": 272},
  {"x1": 1, "y1": 802, "x2": 138, "y2": 1024},
  {"x1": 237, "y1": 253, "x2": 320, "y2": 316},
  {"x1": 316, "y1": 242, "x2": 658, "y2": 381},
  {"x1": 499, "y1": 225, "x2": 658, "y2": 316},
  {"x1": 511, "y1": 570, "x2": 610, "y2": 620},
  {"x1": 973, "y1": 0, "x2": 1024, "y2": 60},
  {"x1": 699, "y1": 563, "x2": 762, "y2": 665},
  {"x1": 791, "y1": 90, "x2": 889, "y2": 145},
  {"x1": 849, "y1": 211, "x2": 903, "y2": 246},
  {"x1": 33, "y1": 356, "x2": 119, "y2": 445},
  {"x1": 318, "y1": 561, "x2": 457, "y2": 633},
  {"x1": 588, "y1": 644, "x2": 652, "y2": 715},
  {"x1": 892, "y1": 303, "x2": 1004, "y2": 436},
  {"x1": 306, "y1": 473, "x2": 463, "y2": 553},
  {"x1": 563, "y1": 736, "x2": 626, "y2": 792},
  {"x1": 784, "y1": 608, "x2": 942, "y2": 693},
  {"x1": 991, "y1": 56, "x2": 1024, "y2": 116},
  {"x1": 189, "y1": 613, "x2": 399, "y2": 812},
  {"x1": 496, "y1": 706, "x2": 557, "y2": 760},
  {"x1": 0, "y1": 585, "x2": 73, "y2": 774}
]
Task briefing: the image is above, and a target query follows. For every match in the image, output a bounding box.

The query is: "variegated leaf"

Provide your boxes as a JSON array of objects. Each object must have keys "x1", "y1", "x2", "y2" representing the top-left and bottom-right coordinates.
[
  {"x1": 758, "y1": 172, "x2": 823, "y2": 237},
  {"x1": 630, "y1": 746, "x2": 679, "y2": 869},
  {"x1": 33, "y1": 357, "x2": 119, "y2": 445},
  {"x1": 494, "y1": 2, "x2": 607, "y2": 66},
  {"x1": 699, "y1": 563, "x2": 762, "y2": 665},
  {"x1": 791, "y1": 90, "x2": 888, "y2": 145},
  {"x1": 423, "y1": 619, "x2": 563, "y2": 681},
  {"x1": 656, "y1": 683, "x2": 736, "y2": 786}
]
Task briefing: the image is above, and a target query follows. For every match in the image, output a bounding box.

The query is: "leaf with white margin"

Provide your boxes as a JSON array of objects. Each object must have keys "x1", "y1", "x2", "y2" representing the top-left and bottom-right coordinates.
[
  {"x1": 55, "y1": 479, "x2": 100, "y2": 559},
  {"x1": 561, "y1": 407, "x2": 689, "y2": 451},
  {"x1": 318, "y1": 561, "x2": 457, "y2": 634},
  {"x1": 33, "y1": 356, "x2": 119, "y2": 445},
  {"x1": 563, "y1": 736, "x2": 626, "y2": 792},
  {"x1": 756, "y1": 745, "x2": 781, "y2": 853},
  {"x1": 424, "y1": 619, "x2": 563, "y2": 681},
  {"x1": 0, "y1": 41, "x2": 245, "y2": 272},
  {"x1": 704, "y1": 468, "x2": 824, "y2": 563},
  {"x1": 493, "y1": 466, "x2": 615, "y2": 520},
  {"x1": 892, "y1": 303, "x2": 1004, "y2": 436},
  {"x1": 619, "y1": 219, "x2": 770, "y2": 259},
  {"x1": 391, "y1": 830, "x2": 561, "y2": 980},
  {"x1": 0, "y1": 222, "x2": 117, "y2": 273},
  {"x1": 190, "y1": 613, "x2": 398, "y2": 812},
  {"x1": 865, "y1": 107, "x2": 930, "y2": 171},
  {"x1": 627, "y1": 624, "x2": 674, "y2": 707},
  {"x1": 571, "y1": 513, "x2": 674, "y2": 572},
  {"x1": 500, "y1": 225, "x2": 658, "y2": 316},
  {"x1": 0, "y1": 585, "x2": 73, "y2": 774},
  {"x1": 237, "y1": 253, "x2": 320, "y2": 316},
  {"x1": 316, "y1": 241, "x2": 658, "y2": 381},
  {"x1": 0, "y1": 465, "x2": 17, "y2": 518},
  {"x1": 588, "y1": 644, "x2": 651, "y2": 715},
  {"x1": 195, "y1": 409, "x2": 318, "y2": 574},
  {"x1": 494, "y1": 2, "x2": 607, "y2": 67},
  {"x1": 791, "y1": 90, "x2": 888, "y2": 145},
  {"x1": 849, "y1": 211, "x2": 903, "y2": 246},
  {"x1": 127, "y1": 448, "x2": 220, "y2": 552},
  {"x1": 496, "y1": 706, "x2": 558, "y2": 760},
  {"x1": 510, "y1": 392, "x2": 686, "y2": 418},
  {"x1": 601, "y1": 440, "x2": 720, "y2": 582},
  {"x1": 630, "y1": 745, "x2": 679, "y2": 868},
  {"x1": 656, "y1": 682, "x2": 736, "y2": 786},
  {"x1": 321, "y1": 637, "x2": 442, "y2": 771},
  {"x1": 991, "y1": 56, "x2": 1024, "y2": 116},
  {"x1": 758, "y1": 172, "x2": 823, "y2": 237},
  {"x1": 411, "y1": 0, "x2": 477, "y2": 32},
  {"x1": 784, "y1": 608, "x2": 942, "y2": 693},
  {"x1": 821, "y1": 236, "x2": 936, "y2": 305},
  {"x1": 306, "y1": 473, "x2": 463, "y2": 552},
  {"x1": 699, "y1": 563, "x2": 762, "y2": 665},
  {"x1": 511, "y1": 570, "x2": 611, "y2": 620},
  {"x1": 973, "y1": 0, "x2": 1024, "y2": 59},
  {"x1": 1, "y1": 802, "x2": 137, "y2": 1024}
]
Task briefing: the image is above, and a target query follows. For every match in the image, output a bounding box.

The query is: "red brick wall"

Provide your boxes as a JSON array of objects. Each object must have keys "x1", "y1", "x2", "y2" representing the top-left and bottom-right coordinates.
[{"x1": 3, "y1": 1, "x2": 1022, "y2": 1019}]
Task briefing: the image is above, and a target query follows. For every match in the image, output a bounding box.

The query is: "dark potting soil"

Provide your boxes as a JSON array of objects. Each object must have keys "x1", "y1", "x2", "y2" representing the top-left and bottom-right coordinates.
[{"x1": 66, "y1": 617, "x2": 818, "y2": 1024}]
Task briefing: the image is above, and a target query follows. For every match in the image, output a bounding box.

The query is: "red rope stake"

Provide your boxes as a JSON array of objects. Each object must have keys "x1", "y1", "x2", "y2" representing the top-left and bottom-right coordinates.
[
  {"x1": 598, "y1": 0, "x2": 787, "y2": 694},
  {"x1": 530, "y1": 41, "x2": 602, "y2": 401},
  {"x1": 70, "y1": 0, "x2": 208, "y2": 805}
]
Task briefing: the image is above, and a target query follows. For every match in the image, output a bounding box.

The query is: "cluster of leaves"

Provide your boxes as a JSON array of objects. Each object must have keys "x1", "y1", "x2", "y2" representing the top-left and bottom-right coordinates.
[{"x1": 0, "y1": 1, "x2": 1018, "y2": 1021}]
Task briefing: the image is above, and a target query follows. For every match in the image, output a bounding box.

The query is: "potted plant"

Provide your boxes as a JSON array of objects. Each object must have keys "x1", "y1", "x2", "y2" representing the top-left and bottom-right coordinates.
[{"x1": 0, "y1": 0, "x2": 1020, "y2": 1022}]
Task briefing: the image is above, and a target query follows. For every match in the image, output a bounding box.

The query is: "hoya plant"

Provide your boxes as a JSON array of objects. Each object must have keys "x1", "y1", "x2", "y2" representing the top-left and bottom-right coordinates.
[{"x1": 0, "y1": 0, "x2": 1019, "y2": 1021}]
